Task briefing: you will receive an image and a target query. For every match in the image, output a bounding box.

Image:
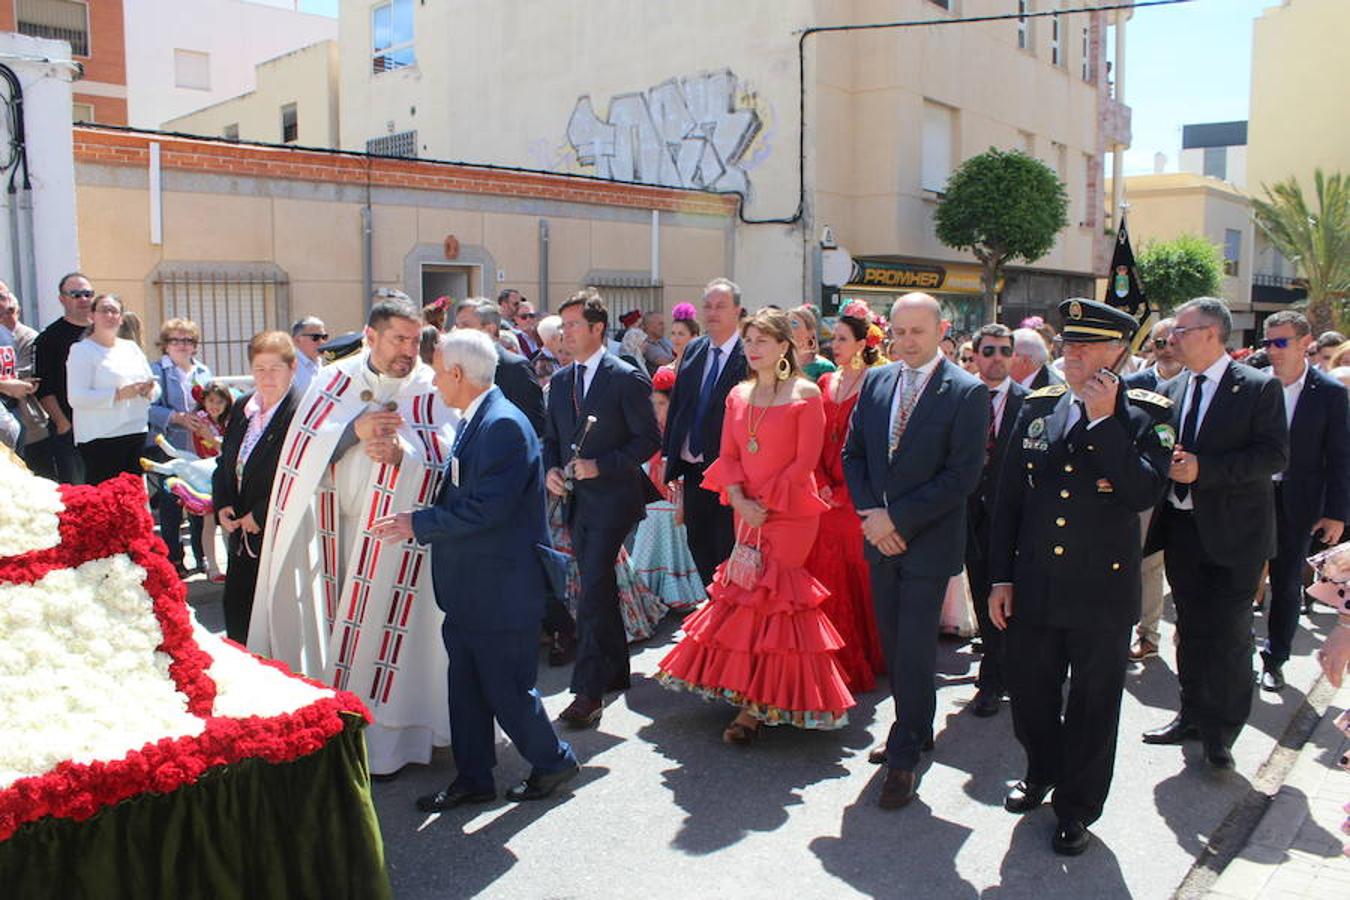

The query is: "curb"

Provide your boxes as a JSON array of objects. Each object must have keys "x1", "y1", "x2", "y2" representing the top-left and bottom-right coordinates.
[{"x1": 1205, "y1": 681, "x2": 1349, "y2": 899}]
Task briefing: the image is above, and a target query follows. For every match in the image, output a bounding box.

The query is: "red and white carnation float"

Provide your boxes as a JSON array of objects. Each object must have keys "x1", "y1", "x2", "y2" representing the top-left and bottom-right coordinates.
[{"x1": 0, "y1": 450, "x2": 391, "y2": 898}]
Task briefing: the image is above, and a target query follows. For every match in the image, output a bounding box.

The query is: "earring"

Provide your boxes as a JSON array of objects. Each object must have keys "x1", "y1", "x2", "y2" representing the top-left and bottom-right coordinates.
[
  {"x1": 850, "y1": 352, "x2": 865, "y2": 371},
  {"x1": 775, "y1": 356, "x2": 792, "y2": 381}
]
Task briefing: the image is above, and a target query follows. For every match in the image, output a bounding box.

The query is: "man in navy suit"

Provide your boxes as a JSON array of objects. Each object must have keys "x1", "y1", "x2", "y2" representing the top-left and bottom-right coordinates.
[
  {"x1": 455, "y1": 298, "x2": 546, "y2": 436},
  {"x1": 1142, "y1": 298, "x2": 1288, "y2": 769},
  {"x1": 964, "y1": 323, "x2": 1028, "y2": 718},
  {"x1": 544, "y1": 289, "x2": 661, "y2": 729},
  {"x1": 1257, "y1": 311, "x2": 1349, "y2": 691},
  {"x1": 662, "y1": 277, "x2": 748, "y2": 585},
  {"x1": 372, "y1": 329, "x2": 579, "y2": 809},
  {"x1": 842, "y1": 293, "x2": 988, "y2": 810}
]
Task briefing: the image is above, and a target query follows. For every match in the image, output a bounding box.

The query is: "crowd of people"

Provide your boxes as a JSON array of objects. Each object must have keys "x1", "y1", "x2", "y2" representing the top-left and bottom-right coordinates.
[{"x1": 3, "y1": 272, "x2": 1348, "y2": 857}]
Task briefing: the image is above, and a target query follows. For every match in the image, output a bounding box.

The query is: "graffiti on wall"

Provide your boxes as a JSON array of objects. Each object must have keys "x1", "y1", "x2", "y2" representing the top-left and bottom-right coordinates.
[{"x1": 564, "y1": 69, "x2": 765, "y2": 194}]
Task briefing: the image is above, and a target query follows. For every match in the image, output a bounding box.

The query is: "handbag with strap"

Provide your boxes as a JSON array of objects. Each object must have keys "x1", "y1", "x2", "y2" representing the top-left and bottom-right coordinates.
[{"x1": 723, "y1": 522, "x2": 763, "y2": 591}]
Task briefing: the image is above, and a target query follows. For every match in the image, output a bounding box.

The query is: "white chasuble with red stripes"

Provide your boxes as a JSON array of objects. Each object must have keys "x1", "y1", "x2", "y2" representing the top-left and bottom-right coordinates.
[{"x1": 248, "y1": 351, "x2": 459, "y2": 775}]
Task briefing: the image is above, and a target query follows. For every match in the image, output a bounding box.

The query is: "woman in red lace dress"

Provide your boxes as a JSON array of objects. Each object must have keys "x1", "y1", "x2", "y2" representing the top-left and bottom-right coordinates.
[
  {"x1": 657, "y1": 309, "x2": 854, "y2": 743},
  {"x1": 805, "y1": 302, "x2": 887, "y2": 690}
]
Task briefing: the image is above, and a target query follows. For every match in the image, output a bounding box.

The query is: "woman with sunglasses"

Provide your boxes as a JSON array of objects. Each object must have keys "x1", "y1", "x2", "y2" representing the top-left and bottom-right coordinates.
[
  {"x1": 148, "y1": 317, "x2": 215, "y2": 578},
  {"x1": 65, "y1": 294, "x2": 159, "y2": 484}
]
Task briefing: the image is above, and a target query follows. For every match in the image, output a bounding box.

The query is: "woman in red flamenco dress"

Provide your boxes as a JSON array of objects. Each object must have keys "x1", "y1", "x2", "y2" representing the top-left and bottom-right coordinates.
[
  {"x1": 804, "y1": 302, "x2": 888, "y2": 691},
  {"x1": 656, "y1": 309, "x2": 855, "y2": 743}
]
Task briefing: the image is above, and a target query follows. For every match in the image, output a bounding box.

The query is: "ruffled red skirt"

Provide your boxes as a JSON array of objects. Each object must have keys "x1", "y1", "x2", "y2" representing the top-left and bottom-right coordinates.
[
  {"x1": 656, "y1": 513, "x2": 855, "y2": 729},
  {"x1": 805, "y1": 506, "x2": 886, "y2": 691}
]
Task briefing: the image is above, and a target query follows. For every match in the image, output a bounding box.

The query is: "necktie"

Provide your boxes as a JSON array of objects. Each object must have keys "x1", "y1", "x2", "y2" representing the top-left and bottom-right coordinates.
[
  {"x1": 688, "y1": 346, "x2": 723, "y2": 457},
  {"x1": 1174, "y1": 373, "x2": 1206, "y2": 502},
  {"x1": 889, "y1": 367, "x2": 921, "y2": 457},
  {"x1": 572, "y1": 363, "x2": 587, "y2": 417},
  {"x1": 985, "y1": 390, "x2": 998, "y2": 460},
  {"x1": 449, "y1": 416, "x2": 468, "y2": 458}
]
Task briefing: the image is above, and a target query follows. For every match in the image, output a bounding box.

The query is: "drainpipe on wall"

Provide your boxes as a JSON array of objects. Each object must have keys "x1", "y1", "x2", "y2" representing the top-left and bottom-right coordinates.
[
  {"x1": 538, "y1": 218, "x2": 549, "y2": 311},
  {"x1": 360, "y1": 204, "x2": 373, "y2": 316},
  {"x1": 650, "y1": 210, "x2": 660, "y2": 307}
]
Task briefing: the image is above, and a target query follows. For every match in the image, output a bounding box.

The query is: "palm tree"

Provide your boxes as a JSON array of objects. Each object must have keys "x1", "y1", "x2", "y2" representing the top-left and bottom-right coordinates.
[{"x1": 1251, "y1": 169, "x2": 1350, "y2": 334}]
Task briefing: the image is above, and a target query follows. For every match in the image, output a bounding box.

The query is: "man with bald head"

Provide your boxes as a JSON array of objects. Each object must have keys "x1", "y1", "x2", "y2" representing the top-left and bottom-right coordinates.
[{"x1": 843, "y1": 292, "x2": 989, "y2": 810}]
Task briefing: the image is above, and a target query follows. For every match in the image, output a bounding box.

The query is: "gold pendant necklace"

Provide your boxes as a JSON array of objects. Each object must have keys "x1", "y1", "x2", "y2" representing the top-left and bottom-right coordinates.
[{"x1": 746, "y1": 381, "x2": 780, "y2": 453}]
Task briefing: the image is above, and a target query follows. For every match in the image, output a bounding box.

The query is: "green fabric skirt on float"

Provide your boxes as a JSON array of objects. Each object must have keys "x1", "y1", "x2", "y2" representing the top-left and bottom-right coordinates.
[{"x1": 0, "y1": 716, "x2": 391, "y2": 900}]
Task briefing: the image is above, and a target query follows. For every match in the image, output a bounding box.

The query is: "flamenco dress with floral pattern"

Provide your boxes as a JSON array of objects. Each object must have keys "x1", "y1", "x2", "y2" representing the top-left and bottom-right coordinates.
[
  {"x1": 656, "y1": 389, "x2": 855, "y2": 728},
  {"x1": 804, "y1": 370, "x2": 886, "y2": 691},
  {"x1": 630, "y1": 452, "x2": 707, "y2": 613}
]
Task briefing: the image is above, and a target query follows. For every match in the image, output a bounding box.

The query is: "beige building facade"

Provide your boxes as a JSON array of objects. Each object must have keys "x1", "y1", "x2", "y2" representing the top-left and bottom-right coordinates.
[
  {"x1": 1116, "y1": 173, "x2": 1256, "y2": 334},
  {"x1": 334, "y1": 0, "x2": 1128, "y2": 329},
  {"x1": 72, "y1": 127, "x2": 733, "y2": 376},
  {"x1": 1248, "y1": 0, "x2": 1350, "y2": 197},
  {"x1": 163, "y1": 42, "x2": 341, "y2": 148}
]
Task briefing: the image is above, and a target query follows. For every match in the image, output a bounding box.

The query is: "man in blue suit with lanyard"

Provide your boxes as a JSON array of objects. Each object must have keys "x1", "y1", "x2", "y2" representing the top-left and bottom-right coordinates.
[{"x1": 373, "y1": 328, "x2": 579, "y2": 810}]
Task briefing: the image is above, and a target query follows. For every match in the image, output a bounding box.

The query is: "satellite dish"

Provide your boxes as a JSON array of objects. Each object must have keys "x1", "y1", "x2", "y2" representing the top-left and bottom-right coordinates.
[{"x1": 821, "y1": 247, "x2": 853, "y2": 288}]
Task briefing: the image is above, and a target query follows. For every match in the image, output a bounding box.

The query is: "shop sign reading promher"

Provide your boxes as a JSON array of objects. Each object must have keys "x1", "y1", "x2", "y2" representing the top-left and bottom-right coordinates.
[{"x1": 847, "y1": 258, "x2": 1002, "y2": 295}]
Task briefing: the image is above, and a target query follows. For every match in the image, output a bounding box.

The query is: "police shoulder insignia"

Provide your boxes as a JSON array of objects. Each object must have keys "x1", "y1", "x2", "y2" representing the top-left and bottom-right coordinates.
[
  {"x1": 1154, "y1": 423, "x2": 1176, "y2": 450},
  {"x1": 1126, "y1": 388, "x2": 1173, "y2": 408},
  {"x1": 1027, "y1": 384, "x2": 1068, "y2": 400}
]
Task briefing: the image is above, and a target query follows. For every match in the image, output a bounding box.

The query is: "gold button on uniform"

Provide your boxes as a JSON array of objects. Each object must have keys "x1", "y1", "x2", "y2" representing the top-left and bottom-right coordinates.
[
  {"x1": 1063, "y1": 464, "x2": 1074, "y2": 473},
  {"x1": 1055, "y1": 517, "x2": 1066, "y2": 527},
  {"x1": 1060, "y1": 489, "x2": 1070, "y2": 499},
  {"x1": 1111, "y1": 562, "x2": 1121, "y2": 570},
  {"x1": 1053, "y1": 546, "x2": 1065, "y2": 556}
]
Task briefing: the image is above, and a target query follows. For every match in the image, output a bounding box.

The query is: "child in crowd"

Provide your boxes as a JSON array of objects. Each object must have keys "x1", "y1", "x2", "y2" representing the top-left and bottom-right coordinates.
[{"x1": 192, "y1": 383, "x2": 232, "y2": 582}]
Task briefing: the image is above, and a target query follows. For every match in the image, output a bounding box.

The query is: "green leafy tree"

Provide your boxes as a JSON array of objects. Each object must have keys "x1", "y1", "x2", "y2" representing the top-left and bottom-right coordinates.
[
  {"x1": 1251, "y1": 169, "x2": 1350, "y2": 335},
  {"x1": 934, "y1": 148, "x2": 1069, "y2": 321},
  {"x1": 1135, "y1": 233, "x2": 1225, "y2": 314}
]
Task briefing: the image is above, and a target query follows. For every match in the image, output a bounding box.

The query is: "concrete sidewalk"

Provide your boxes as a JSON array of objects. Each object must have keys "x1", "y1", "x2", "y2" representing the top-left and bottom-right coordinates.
[{"x1": 1208, "y1": 679, "x2": 1349, "y2": 900}]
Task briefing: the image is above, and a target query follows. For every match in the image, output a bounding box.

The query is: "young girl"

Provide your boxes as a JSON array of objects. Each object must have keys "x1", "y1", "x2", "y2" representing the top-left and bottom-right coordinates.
[
  {"x1": 630, "y1": 367, "x2": 707, "y2": 613},
  {"x1": 192, "y1": 383, "x2": 232, "y2": 583}
]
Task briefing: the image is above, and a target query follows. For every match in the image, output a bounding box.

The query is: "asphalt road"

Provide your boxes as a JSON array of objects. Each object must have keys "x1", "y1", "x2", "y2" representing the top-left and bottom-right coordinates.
[{"x1": 186, "y1": 582, "x2": 1337, "y2": 899}]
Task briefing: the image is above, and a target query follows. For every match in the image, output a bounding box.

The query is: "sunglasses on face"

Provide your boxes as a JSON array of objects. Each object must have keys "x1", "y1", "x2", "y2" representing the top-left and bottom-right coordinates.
[
  {"x1": 517, "y1": 313, "x2": 537, "y2": 320},
  {"x1": 1152, "y1": 338, "x2": 1169, "y2": 349},
  {"x1": 64, "y1": 290, "x2": 94, "y2": 299},
  {"x1": 299, "y1": 332, "x2": 329, "y2": 341},
  {"x1": 1260, "y1": 337, "x2": 1293, "y2": 349},
  {"x1": 960, "y1": 355, "x2": 975, "y2": 364},
  {"x1": 980, "y1": 345, "x2": 1014, "y2": 357}
]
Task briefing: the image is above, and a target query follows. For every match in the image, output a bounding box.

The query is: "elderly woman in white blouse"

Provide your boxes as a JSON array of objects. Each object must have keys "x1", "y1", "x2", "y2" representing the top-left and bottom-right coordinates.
[{"x1": 66, "y1": 294, "x2": 159, "y2": 484}]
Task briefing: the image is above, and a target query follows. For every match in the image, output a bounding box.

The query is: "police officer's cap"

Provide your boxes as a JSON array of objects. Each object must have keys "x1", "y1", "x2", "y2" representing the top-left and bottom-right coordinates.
[
  {"x1": 317, "y1": 331, "x2": 364, "y2": 365},
  {"x1": 1058, "y1": 298, "x2": 1138, "y2": 344}
]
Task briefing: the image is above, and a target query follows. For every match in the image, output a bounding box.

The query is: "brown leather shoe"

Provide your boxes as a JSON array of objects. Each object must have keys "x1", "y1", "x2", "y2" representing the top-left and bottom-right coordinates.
[
  {"x1": 557, "y1": 695, "x2": 602, "y2": 729},
  {"x1": 867, "y1": 738, "x2": 934, "y2": 766},
  {"x1": 878, "y1": 769, "x2": 917, "y2": 810},
  {"x1": 1129, "y1": 638, "x2": 1158, "y2": 661}
]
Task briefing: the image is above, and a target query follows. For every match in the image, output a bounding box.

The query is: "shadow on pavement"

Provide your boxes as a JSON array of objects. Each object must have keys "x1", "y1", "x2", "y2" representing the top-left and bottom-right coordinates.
[
  {"x1": 981, "y1": 813, "x2": 1131, "y2": 899},
  {"x1": 628, "y1": 676, "x2": 881, "y2": 856}
]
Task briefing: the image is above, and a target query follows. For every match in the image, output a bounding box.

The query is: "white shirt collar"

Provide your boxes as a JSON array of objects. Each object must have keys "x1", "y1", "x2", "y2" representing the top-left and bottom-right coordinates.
[
  {"x1": 1194, "y1": 354, "x2": 1231, "y2": 385},
  {"x1": 986, "y1": 376, "x2": 1012, "y2": 396},
  {"x1": 458, "y1": 386, "x2": 493, "y2": 425},
  {"x1": 1283, "y1": 361, "x2": 1309, "y2": 391},
  {"x1": 712, "y1": 332, "x2": 740, "y2": 358},
  {"x1": 905, "y1": 352, "x2": 942, "y2": 377},
  {"x1": 577, "y1": 345, "x2": 606, "y2": 373}
]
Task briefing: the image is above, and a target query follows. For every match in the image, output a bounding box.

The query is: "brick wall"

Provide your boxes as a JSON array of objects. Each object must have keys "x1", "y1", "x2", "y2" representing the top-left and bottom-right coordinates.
[{"x1": 73, "y1": 126, "x2": 740, "y2": 218}]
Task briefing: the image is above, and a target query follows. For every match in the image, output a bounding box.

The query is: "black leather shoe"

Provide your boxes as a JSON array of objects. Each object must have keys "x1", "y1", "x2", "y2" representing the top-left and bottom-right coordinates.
[
  {"x1": 506, "y1": 763, "x2": 580, "y2": 801},
  {"x1": 1053, "y1": 819, "x2": 1091, "y2": 856},
  {"x1": 971, "y1": 689, "x2": 1001, "y2": 718},
  {"x1": 415, "y1": 784, "x2": 495, "y2": 812},
  {"x1": 1004, "y1": 781, "x2": 1053, "y2": 814},
  {"x1": 1203, "y1": 737, "x2": 1235, "y2": 770},
  {"x1": 867, "y1": 738, "x2": 934, "y2": 766},
  {"x1": 1142, "y1": 716, "x2": 1198, "y2": 745},
  {"x1": 547, "y1": 631, "x2": 576, "y2": 667}
]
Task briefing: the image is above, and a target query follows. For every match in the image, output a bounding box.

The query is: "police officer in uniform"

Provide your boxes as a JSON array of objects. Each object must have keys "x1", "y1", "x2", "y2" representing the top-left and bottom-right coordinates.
[{"x1": 987, "y1": 299, "x2": 1173, "y2": 856}]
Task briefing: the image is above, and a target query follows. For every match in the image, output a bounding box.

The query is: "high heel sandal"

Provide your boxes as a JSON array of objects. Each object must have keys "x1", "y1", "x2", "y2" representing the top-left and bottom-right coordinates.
[{"x1": 722, "y1": 716, "x2": 760, "y2": 745}]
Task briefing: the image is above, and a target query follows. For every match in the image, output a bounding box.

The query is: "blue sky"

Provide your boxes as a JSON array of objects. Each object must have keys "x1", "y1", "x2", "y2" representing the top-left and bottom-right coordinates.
[{"x1": 1123, "y1": 0, "x2": 1280, "y2": 174}]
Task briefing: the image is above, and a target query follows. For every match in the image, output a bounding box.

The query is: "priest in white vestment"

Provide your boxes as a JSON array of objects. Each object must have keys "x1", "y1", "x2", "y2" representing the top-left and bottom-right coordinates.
[{"x1": 249, "y1": 295, "x2": 459, "y2": 775}]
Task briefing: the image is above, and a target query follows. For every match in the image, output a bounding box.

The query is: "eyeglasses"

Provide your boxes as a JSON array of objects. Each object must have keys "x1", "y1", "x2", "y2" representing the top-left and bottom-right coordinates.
[
  {"x1": 959, "y1": 355, "x2": 975, "y2": 364},
  {"x1": 517, "y1": 313, "x2": 537, "y2": 320},
  {"x1": 299, "y1": 332, "x2": 329, "y2": 341},
  {"x1": 979, "y1": 345, "x2": 1014, "y2": 357},
  {"x1": 94, "y1": 306, "x2": 123, "y2": 316},
  {"x1": 64, "y1": 289, "x2": 95, "y2": 299},
  {"x1": 1170, "y1": 324, "x2": 1212, "y2": 339},
  {"x1": 166, "y1": 337, "x2": 198, "y2": 346},
  {"x1": 1259, "y1": 337, "x2": 1293, "y2": 349}
]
